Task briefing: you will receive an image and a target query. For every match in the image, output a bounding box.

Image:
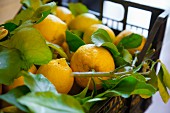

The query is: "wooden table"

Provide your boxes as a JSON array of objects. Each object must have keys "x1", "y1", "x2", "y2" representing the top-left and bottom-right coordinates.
[{"x1": 0, "y1": 0, "x2": 21, "y2": 24}]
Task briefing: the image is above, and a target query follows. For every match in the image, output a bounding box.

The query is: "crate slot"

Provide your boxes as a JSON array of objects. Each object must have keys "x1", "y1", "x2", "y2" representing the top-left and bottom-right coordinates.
[
  {"x1": 103, "y1": 1, "x2": 125, "y2": 21},
  {"x1": 126, "y1": 6, "x2": 152, "y2": 29}
]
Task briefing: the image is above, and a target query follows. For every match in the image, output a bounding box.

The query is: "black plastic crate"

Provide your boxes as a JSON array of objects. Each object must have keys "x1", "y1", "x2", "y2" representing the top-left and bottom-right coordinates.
[
  {"x1": 56, "y1": 0, "x2": 169, "y2": 113},
  {"x1": 58, "y1": 0, "x2": 169, "y2": 112},
  {"x1": 43, "y1": 0, "x2": 168, "y2": 113}
]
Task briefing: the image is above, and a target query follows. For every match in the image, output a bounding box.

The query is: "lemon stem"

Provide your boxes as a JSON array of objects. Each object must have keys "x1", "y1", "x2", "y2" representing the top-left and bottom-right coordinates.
[{"x1": 71, "y1": 71, "x2": 150, "y2": 78}]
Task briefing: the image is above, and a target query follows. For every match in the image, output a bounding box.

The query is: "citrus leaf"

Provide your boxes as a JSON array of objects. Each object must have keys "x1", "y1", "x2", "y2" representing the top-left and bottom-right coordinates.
[
  {"x1": 46, "y1": 41, "x2": 68, "y2": 60},
  {"x1": 0, "y1": 46, "x2": 24, "y2": 85},
  {"x1": 114, "y1": 56, "x2": 128, "y2": 67},
  {"x1": 18, "y1": 91, "x2": 85, "y2": 113},
  {"x1": 0, "y1": 86, "x2": 30, "y2": 112},
  {"x1": 102, "y1": 78, "x2": 120, "y2": 90},
  {"x1": 70, "y1": 30, "x2": 84, "y2": 38},
  {"x1": 158, "y1": 77, "x2": 170, "y2": 103},
  {"x1": 30, "y1": 0, "x2": 43, "y2": 11},
  {"x1": 121, "y1": 49, "x2": 132, "y2": 63},
  {"x1": 0, "y1": 22, "x2": 18, "y2": 32},
  {"x1": 11, "y1": 8, "x2": 34, "y2": 25},
  {"x1": 147, "y1": 69, "x2": 158, "y2": 89},
  {"x1": 100, "y1": 76, "x2": 156, "y2": 98},
  {"x1": 74, "y1": 79, "x2": 91, "y2": 99},
  {"x1": 91, "y1": 29, "x2": 120, "y2": 56},
  {"x1": 66, "y1": 30, "x2": 85, "y2": 52},
  {"x1": 68, "y1": 3, "x2": 88, "y2": 16},
  {"x1": 21, "y1": 71, "x2": 57, "y2": 93},
  {"x1": 118, "y1": 33, "x2": 142, "y2": 49},
  {"x1": 82, "y1": 97, "x2": 108, "y2": 112},
  {"x1": 91, "y1": 29, "x2": 112, "y2": 46},
  {"x1": 101, "y1": 42, "x2": 120, "y2": 57},
  {"x1": 161, "y1": 62, "x2": 170, "y2": 90},
  {"x1": 0, "y1": 27, "x2": 52, "y2": 66},
  {"x1": 31, "y1": 2, "x2": 56, "y2": 24},
  {"x1": 131, "y1": 73, "x2": 146, "y2": 82},
  {"x1": 157, "y1": 67, "x2": 170, "y2": 103},
  {"x1": 21, "y1": 0, "x2": 43, "y2": 10}
]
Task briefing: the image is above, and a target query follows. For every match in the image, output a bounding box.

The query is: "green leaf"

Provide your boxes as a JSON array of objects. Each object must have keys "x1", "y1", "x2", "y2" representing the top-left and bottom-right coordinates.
[
  {"x1": 0, "y1": 86, "x2": 30, "y2": 112},
  {"x1": 21, "y1": 71, "x2": 57, "y2": 93},
  {"x1": 91, "y1": 29, "x2": 120, "y2": 56},
  {"x1": 0, "y1": 46, "x2": 23, "y2": 85},
  {"x1": 0, "y1": 22, "x2": 18, "y2": 32},
  {"x1": 113, "y1": 45, "x2": 132, "y2": 66},
  {"x1": 131, "y1": 73, "x2": 146, "y2": 82},
  {"x1": 131, "y1": 82, "x2": 156, "y2": 96},
  {"x1": 91, "y1": 29, "x2": 112, "y2": 46},
  {"x1": 0, "y1": 27, "x2": 52, "y2": 66},
  {"x1": 118, "y1": 33, "x2": 142, "y2": 49},
  {"x1": 46, "y1": 41, "x2": 68, "y2": 60},
  {"x1": 82, "y1": 97, "x2": 107, "y2": 112},
  {"x1": 147, "y1": 69, "x2": 158, "y2": 89},
  {"x1": 157, "y1": 67, "x2": 170, "y2": 103},
  {"x1": 21, "y1": 0, "x2": 43, "y2": 10},
  {"x1": 70, "y1": 30, "x2": 84, "y2": 38},
  {"x1": 121, "y1": 49, "x2": 132, "y2": 63},
  {"x1": 101, "y1": 42, "x2": 120, "y2": 56},
  {"x1": 158, "y1": 77, "x2": 170, "y2": 103},
  {"x1": 68, "y1": 3, "x2": 88, "y2": 16},
  {"x1": 66, "y1": 30, "x2": 85, "y2": 52},
  {"x1": 11, "y1": 8, "x2": 34, "y2": 25},
  {"x1": 30, "y1": 0, "x2": 43, "y2": 11},
  {"x1": 161, "y1": 62, "x2": 170, "y2": 89},
  {"x1": 18, "y1": 91, "x2": 85, "y2": 113},
  {"x1": 102, "y1": 78, "x2": 120, "y2": 90},
  {"x1": 74, "y1": 83, "x2": 89, "y2": 99},
  {"x1": 114, "y1": 56, "x2": 128, "y2": 67},
  {"x1": 101, "y1": 76, "x2": 156, "y2": 98},
  {"x1": 74, "y1": 79, "x2": 91, "y2": 102},
  {"x1": 31, "y1": 2, "x2": 56, "y2": 24}
]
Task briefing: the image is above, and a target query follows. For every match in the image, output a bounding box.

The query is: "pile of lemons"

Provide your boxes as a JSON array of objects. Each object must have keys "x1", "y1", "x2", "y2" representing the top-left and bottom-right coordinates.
[{"x1": 2, "y1": 5, "x2": 146, "y2": 95}]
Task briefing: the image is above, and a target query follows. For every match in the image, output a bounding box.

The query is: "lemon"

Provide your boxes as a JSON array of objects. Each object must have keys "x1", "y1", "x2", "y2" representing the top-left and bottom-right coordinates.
[
  {"x1": 56, "y1": 6, "x2": 74, "y2": 25},
  {"x1": 70, "y1": 44, "x2": 115, "y2": 90},
  {"x1": 115, "y1": 30, "x2": 146, "y2": 54},
  {"x1": 83, "y1": 24, "x2": 116, "y2": 43},
  {"x1": 68, "y1": 13, "x2": 101, "y2": 32},
  {"x1": 34, "y1": 14, "x2": 67, "y2": 45},
  {"x1": 36, "y1": 58, "x2": 74, "y2": 94}
]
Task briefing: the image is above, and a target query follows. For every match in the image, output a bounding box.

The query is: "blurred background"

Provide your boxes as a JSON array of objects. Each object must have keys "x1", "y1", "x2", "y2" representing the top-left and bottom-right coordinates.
[{"x1": 0, "y1": 0, "x2": 170, "y2": 112}]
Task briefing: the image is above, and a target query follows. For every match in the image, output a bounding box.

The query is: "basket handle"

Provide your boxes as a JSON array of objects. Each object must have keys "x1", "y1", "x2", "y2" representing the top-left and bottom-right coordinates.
[{"x1": 137, "y1": 11, "x2": 169, "y2": 65}]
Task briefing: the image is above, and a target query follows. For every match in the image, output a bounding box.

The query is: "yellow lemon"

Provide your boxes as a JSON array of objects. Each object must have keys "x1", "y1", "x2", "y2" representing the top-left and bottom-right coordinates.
[
  {"x1": 68, "y1": 13, "x2": 101, "y2": 32},
  {"x1": 115, "y1": 30, "x2": 146, "y2": 54},
  {"x1": 83, "y1": 24, "x2": 116, "y2": 44},
  {"x1": 34, "y1": 14, "x2": 67, "y2": 45},
  {"x1": 36, "y1": 58, "x2": 74, "y2": 94},
  {"x1": 70, "y1": 44, "x2": 115, "y2": 90},
  {"x1": 56, "y1": 6, "x2": 74, "y2": 25}
]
